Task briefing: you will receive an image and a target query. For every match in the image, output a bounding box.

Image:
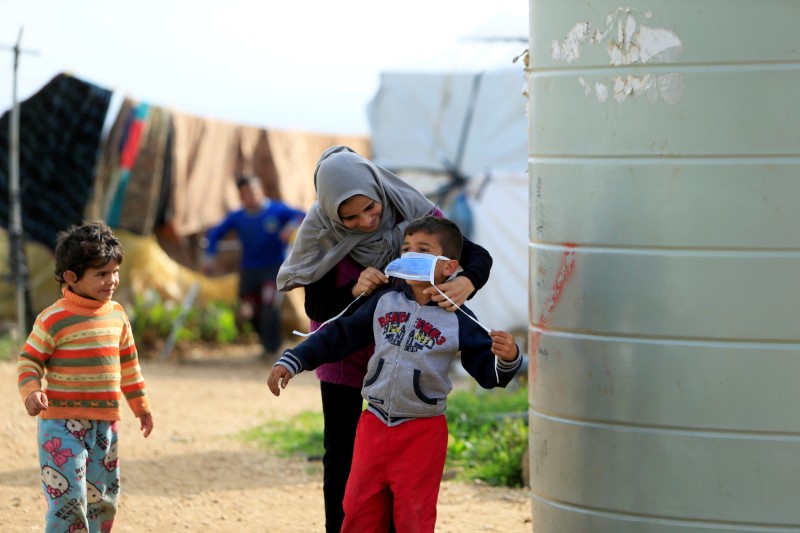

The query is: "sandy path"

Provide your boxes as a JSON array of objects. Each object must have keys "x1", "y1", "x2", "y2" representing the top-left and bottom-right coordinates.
[{"x1": 1, "y1": 348, "x2": 532, "y2": 532}]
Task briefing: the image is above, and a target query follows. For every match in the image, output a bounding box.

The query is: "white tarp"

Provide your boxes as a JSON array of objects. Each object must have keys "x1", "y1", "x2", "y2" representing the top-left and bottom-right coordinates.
[
  {"x1": 367, "y1": 66, "x2": 530, "y2": 336},
  {"x1": 467, "y1": 170, "x2": 529, "y2": 335},
  {"x1": 367, "y1": 68, "x2": 528, "y2": 178}
]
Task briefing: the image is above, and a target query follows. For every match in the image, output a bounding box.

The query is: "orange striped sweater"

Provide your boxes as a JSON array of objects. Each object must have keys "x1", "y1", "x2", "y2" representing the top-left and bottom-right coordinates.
[{"x1": 17, "y1": 287, "x2": 151, "y2": 421}]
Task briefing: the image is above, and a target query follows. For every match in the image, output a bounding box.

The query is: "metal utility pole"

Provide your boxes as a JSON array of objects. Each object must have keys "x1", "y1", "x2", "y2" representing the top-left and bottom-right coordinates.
[{"x1": 2, "y1": 28, "x2": 37, "y2": 342}]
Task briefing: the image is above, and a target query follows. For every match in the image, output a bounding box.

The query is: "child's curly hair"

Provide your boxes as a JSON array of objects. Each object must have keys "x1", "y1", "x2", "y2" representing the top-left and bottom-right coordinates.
[{"x1": 54, "y1": 220, "x2": 124, "y2": 285}]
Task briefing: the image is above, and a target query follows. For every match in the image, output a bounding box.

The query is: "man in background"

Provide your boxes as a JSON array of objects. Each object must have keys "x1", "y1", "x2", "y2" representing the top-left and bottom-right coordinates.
[{"x1": 204, "y1": 175, "x2": 305, "y2": 359}]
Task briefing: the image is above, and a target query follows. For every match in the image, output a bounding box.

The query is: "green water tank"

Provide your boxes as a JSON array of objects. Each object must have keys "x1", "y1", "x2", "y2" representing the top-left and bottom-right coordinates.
[{"x1": 528, "y1": 1, "x2": 800, "y2": 531}]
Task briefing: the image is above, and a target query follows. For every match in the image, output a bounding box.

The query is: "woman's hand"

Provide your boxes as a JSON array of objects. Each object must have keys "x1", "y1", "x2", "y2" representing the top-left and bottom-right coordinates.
[
  {"x1": 424, "y1": 276, "x2": 475, "y2": 311},
  {"x1": 352, "y1": 267, "x2": 389, "y2": 298}
]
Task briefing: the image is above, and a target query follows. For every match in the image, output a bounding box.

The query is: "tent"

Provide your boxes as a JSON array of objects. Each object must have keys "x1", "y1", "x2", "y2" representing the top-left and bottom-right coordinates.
[{"x1": 367, "y1": 60, "x2": 530, "y2": 336}]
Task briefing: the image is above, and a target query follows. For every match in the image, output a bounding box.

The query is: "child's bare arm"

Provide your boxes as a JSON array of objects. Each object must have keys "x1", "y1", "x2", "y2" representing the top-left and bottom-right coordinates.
[
  {"x1": 24, "y1": 390, "x2": 48, "y2": 416},
  {"x1": 490, "y1": 330, "x2": 519, "y2": 362},
  {"x1": 268, "y1": 365, "x2": 293, "y2": 396}
]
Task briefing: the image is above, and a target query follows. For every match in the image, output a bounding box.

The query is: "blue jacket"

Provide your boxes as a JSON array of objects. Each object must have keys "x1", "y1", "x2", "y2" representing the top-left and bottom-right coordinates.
[
  {"x1": 277, "y1": 283, "x2": 522, "y2": 426},
  {"x1": 205, "y1": 200, "x2": 304, "y2": 270}
]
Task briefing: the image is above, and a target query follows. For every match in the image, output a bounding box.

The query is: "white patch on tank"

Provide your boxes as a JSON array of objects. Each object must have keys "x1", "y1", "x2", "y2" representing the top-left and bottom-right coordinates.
[
  {"x1": 551, "y1": 39, "x2": 561, "y2": 61},
  {"x1": 625, "y1": 16, "x2": 637, "y2": 45},
  {"x1": 551, "y1": 22, "x2": 592, "y2": 63},
  {"x1": 595, "y1": 82, "x2": 609, "y2": 103},
  {"x1": 613, "y1": 76, "x2": 637, "y2": 103},
  {"x1": 637, "y1": 26, "x2": 683, "y2": 63},
  {"x1": 643, "y1": 74, "x2": 659, "y2": 103},
  {"x1": 657, "y1": 73, "x2": 685, "y2": 105},
  {"x1": 578, "y1": 77, "x2": 592, "y2": 97},
  {"x1": 553, "y1": 8, "x2": 684, "y2": 105}
]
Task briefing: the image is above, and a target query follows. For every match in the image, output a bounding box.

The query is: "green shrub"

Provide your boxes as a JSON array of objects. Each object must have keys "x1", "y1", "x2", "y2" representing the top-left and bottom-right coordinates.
[
  {"x1": 196, "y1": 301, "x2": 240, "y2": 343},
  {"x1": 445, "y1": 385, "x2": 529, "y2": 487},
  {"x1": 4, "y1": 290, "x2": 251, "y2": 360},
  {"x1": 129, "y1": 289, "x2": 252, "y2": 354},
  {"x1": 239, "y1": 384, "x2": 529, "y2": 488},
  {"x1": 129, "y1": 289, "x2": 184, "y2": 346}
]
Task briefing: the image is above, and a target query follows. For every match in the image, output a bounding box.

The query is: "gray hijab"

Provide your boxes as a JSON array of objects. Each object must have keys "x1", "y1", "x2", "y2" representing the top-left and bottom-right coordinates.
[{"x1": 277, "y1": 146, "x2": 435, "y2": 291}]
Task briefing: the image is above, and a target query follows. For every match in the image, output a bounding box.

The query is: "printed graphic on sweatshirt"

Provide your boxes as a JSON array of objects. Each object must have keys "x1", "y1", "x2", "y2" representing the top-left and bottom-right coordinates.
[
  {"x1": 404, "y1": 318, "x2": 446, "y2": 353},
  {"x1": 378, "y1": 311, "x2": 411, "y2": 346}
]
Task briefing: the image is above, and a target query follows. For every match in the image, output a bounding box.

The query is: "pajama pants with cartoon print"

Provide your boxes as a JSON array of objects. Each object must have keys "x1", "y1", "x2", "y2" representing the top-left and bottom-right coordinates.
[{"x1": 38, "y1": 418, "x2": 120, "y2": 533}]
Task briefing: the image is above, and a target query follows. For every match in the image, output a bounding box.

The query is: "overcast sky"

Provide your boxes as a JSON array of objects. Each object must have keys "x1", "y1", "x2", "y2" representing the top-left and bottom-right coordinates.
[{"x1": 0, "y1": 0, "x2": 528, "y2": 135}]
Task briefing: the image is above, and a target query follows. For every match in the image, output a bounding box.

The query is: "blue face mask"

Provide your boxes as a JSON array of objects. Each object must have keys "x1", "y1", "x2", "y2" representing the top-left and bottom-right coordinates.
[
  {"x1": 386, "y1": 250, "x2": 493, "y2": 341},
  {"x1": 292, "y1": 252, "x2": 448, "y2": 339},
  {"x1": 384, "y1": 252, "x2": 449, "y2": 283}
]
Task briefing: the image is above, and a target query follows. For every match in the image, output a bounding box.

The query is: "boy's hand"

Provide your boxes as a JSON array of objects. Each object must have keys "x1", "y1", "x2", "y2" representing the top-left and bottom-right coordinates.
[
  {"x1": 490, "y1": 330, "x2": 519, "y2": 362},
  {"x1": 24, "y1": 390, "x2": 48, "y2": 416},
  {"x1": 353, "y1": 267, "x2": 388, "y2": 297},
  {"x1": 138, "y1": 412, "x2": 154, "y2": 438},
  {"x1": 268, "y1": 365, "x2": 293, "y2": 396}
]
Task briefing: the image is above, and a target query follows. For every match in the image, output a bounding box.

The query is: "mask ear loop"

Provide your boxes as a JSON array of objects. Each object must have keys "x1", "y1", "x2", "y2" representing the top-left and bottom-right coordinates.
[
  {"x1": 430, "y1": 283, "x2": 502, "y2": 383},
  {"x1": 429, "y1": 256, "x2": 489, "y2": 333},
  {"x1": 293, "y1": 292, "x2": 366, "y2": 337},
  {"x1": 296, "y1": 240, "x2": 396, "y2": 337}
]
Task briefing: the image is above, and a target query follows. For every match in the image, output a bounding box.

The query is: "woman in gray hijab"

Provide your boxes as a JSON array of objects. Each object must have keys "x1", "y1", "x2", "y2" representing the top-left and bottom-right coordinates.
[{"x1": 277, "y1": 145, "x2": 492, "y2": 533}]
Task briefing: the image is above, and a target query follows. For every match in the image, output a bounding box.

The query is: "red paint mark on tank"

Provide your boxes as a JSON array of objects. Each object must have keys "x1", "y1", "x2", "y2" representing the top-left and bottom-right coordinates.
[{"x1": 530, "y1": 243, "x2": 576, "y2": 381}]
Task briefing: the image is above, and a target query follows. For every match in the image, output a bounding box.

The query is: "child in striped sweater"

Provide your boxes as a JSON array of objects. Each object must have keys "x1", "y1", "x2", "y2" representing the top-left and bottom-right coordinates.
[{"x1": 17, "y1": 220, "x2": 154, "y2": 532}]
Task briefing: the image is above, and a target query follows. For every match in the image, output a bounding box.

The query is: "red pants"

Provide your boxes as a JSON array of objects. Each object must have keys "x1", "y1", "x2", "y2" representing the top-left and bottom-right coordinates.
[{"x1": 341, "y1": 411, "x2": 448, "y2": 533}]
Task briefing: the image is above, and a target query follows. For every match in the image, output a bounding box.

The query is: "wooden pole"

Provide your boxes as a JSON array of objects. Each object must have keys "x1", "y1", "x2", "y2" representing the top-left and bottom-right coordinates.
[{"x1": 2, "y1": 28, "x2": 38, "y2": 342}]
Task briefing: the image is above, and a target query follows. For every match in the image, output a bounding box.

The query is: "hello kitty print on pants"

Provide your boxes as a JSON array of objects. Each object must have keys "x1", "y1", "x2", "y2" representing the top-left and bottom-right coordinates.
[{"x1": 38, "y1": 418, "x2": 120, "y2": 533}]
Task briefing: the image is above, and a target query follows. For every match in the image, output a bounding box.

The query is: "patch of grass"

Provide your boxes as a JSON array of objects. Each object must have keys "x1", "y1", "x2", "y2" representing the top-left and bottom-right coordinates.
[
  {"x1": 239, "y1": 384, "x2": 529, "y2": 488},
  {"x1": 446, "y1": 385, "x2": 529, "y2": 487},
  {"x1": 0, "y1": 332, "x2": 19, "y2": 362},
  {"x1": 239, "y1": 411, "x2": 324, "y2": 459}
]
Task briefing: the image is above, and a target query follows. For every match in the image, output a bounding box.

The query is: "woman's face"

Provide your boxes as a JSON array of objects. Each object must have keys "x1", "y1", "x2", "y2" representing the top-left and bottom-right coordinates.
[{"x1": 338, "y1": 194, "x2": 383, "y2": 232}]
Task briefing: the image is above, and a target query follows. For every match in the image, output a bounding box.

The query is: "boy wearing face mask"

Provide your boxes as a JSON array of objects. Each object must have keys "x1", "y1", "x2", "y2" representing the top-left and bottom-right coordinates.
[{"x1": 268, "y1": 216, "x2": 522, "y2": 533}]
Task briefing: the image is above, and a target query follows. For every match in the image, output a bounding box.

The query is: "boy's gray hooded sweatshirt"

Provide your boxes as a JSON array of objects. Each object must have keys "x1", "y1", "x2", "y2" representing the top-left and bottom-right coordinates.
[{"x1": 276, "y1": 283, "x2": 521, "y2": 426}]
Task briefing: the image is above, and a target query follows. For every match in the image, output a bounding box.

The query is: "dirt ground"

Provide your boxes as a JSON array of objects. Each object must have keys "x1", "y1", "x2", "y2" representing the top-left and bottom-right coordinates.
[{"x1": 1, "y1": 345, "x2": 533, "y2": 532}]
